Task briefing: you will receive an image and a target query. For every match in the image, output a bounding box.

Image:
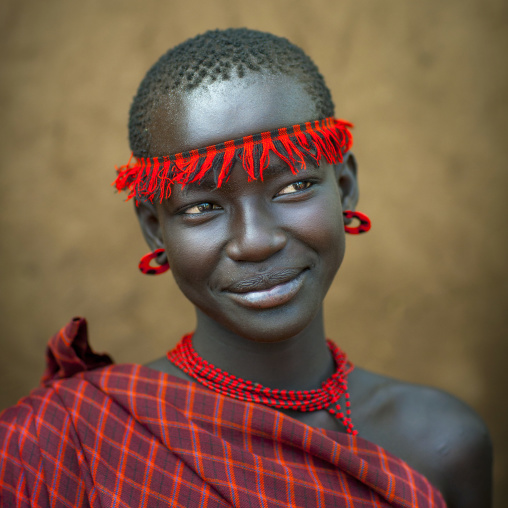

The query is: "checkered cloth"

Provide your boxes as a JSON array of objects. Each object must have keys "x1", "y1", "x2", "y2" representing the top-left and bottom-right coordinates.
[{"x1": 0, "y1": 319, "x2": 446, "y2": 507}]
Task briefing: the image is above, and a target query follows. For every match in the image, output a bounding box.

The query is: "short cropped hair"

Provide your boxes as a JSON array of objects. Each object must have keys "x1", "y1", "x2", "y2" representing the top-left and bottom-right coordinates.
[{"x1": 129, "y1": 28, "x2": 335, "y2": 157}]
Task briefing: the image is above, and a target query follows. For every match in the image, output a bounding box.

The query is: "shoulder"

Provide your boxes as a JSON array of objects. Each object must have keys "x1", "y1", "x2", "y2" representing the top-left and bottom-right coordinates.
[
  {"x1": 0, "y1": 386, "x2": 63, "y2": 500},
  {"x1": 0, "y1": 369, "x2": 112, "y2": 441},
  {"x1": 350, "y1": 368, "x2": 493, "y2": 507},
  {"x1": 0, "y1": 372, "x2": 120, "y2": 504},
  {"x1": 0, "y1": 381, "x2": 79, "y2": 441}
]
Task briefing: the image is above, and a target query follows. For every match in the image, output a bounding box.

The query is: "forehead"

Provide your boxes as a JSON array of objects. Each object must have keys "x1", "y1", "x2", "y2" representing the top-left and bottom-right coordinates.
[{"x1": 147, "y1": 73, "x2": 319, "y2": 157}]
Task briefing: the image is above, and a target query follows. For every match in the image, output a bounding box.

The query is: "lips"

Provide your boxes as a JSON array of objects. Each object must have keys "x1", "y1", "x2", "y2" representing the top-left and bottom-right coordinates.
[
  {"x1": 225, "y1": 268, "x2": 303, "y2": 293},
  {"x1": 223, "y1": 268, "x2": 307, "y2": 309}
]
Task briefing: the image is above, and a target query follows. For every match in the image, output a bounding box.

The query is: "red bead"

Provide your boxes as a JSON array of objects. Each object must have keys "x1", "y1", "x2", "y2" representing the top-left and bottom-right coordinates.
[{"x1": 166, "y1": 334, "x2": 356, "y2": 434}]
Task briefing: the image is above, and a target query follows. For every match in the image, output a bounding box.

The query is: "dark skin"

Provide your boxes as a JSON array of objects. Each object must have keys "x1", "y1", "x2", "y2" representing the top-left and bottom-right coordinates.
[{"x1": 138, "y1": 72, "x2": 492, "y2": 507}]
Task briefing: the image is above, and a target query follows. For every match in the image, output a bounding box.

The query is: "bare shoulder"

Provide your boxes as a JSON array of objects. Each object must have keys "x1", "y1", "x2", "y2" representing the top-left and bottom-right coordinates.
[{"x1": 350, "y1": 367, "x2": 493, "y2": 508}]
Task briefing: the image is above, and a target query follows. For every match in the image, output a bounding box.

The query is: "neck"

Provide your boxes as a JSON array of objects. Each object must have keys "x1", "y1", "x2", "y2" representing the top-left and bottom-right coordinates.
[{"x1": 191, "y1": 308, "x2": 335, "y2": 391}]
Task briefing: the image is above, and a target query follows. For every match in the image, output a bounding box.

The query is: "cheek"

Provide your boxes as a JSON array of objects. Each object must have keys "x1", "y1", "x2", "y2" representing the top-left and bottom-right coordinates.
[
  {"x1": 299, "y1": 203, "x2": 345, "y2": 293},
  {"x1": 284, "y1": 194, "x2": 345, "y2": 259},
  {"x1": 310, "y1": 207, "x2": 346, "y2": 292},
  {"x1": 316, "y1": 214, "x2": 346, "y2": 276},
  {"x1": 161, "y1": 220, "x2": 225, "y2": 294}
]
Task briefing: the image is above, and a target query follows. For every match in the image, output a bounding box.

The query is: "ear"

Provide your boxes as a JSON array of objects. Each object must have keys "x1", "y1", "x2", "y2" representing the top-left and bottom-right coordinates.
[
  {"x1": 134, "y1": 200, "x2": 168, "y2": 265},
  {"x1": 334, "y1": 151, "x2": 359, "y2": 211}
]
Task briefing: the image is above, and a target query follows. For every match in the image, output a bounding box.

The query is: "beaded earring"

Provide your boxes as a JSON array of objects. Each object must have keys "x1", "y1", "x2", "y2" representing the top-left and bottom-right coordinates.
[
  {"x1": 343, "y1": 211, "x2": 371, "y2": 234},
  {"x1": 138, "y1": 248, "x2": 170, "y2": 275}
]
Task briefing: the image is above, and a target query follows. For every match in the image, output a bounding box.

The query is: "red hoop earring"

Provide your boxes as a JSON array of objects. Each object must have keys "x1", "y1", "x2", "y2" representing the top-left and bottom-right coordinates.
[
  {"x1": 343, "y1": 211, "x2": 371, "y2": 234},
  {"x1": 139, "y1": 248, "x2": 170, "y2": 275}
]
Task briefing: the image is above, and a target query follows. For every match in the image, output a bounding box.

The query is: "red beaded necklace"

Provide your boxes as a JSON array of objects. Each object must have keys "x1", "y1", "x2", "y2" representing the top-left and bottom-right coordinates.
[{"x1": 167, "y1": 334, "x2": 358, "y2": 435}]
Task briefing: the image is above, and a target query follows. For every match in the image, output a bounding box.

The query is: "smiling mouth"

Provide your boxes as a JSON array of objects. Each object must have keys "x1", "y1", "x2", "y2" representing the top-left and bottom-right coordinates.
[{"x1": 224, "y1": 269, "x2": 307, "y2": 309}]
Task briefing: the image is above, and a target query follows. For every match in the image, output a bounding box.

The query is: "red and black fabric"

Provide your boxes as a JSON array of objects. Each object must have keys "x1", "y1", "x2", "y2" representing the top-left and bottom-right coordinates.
[
  {"x1": 114, "y1": 117, "x2": 353, "y2": 203},
  {"x1": 0, "y1": 319, "x2": 446, "y2": 507}
]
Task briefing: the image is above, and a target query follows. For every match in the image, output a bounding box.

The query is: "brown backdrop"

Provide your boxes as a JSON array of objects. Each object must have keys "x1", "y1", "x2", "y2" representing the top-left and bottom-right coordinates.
[{"x1": 1, "y1": 0, "x2": 507, "y2": 504}]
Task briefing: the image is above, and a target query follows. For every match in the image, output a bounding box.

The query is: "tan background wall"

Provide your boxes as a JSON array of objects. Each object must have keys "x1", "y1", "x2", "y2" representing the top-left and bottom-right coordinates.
[{"x1": 1, "y1": 0, "x2": 506, "y2": 504}]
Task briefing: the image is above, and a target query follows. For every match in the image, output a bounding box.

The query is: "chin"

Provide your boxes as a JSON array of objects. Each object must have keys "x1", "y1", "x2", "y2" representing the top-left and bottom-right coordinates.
[{"x1": 214, "y1": 302, "x2": 322, "y2": 343}]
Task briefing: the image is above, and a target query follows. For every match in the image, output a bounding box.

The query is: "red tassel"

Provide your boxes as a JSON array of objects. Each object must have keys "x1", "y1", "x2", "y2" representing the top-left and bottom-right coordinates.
[
  {"x1": 113, "y1": 118, "x2": 353, "y2": 203},
  {"x1": 191, "y1": 146, "x2": 217, "y2": 184},
  {"x1": 217, "y1": 140, "x2": 237, "y2": 187},
  {"x1": 241, "y1": 136, "x2": 256, "y2": 181},
  {"x1": 257, "y1": 132, "x2": 271, "y2": 181}
]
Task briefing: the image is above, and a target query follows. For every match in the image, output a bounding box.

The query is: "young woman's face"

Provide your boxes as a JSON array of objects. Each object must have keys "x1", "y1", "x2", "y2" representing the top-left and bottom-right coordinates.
[{"x1": 147, "y1": 74, "x2": 350, "y2": 342}]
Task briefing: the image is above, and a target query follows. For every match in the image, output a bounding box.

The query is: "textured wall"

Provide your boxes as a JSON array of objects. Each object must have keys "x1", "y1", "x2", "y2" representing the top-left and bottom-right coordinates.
[{"x1": 1, "y1": 0, "x2": 506, "y2": 503}]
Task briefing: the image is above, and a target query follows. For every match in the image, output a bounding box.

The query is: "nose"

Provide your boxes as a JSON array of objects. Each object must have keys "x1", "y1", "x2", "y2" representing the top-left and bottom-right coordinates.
[{"x1": 225, "y1": 200, "x2": 287, "y2": 262}]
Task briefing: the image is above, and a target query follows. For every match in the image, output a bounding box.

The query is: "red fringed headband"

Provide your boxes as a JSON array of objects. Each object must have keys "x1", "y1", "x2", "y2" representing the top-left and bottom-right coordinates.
[{"x1": 114, "y1": 117, "x2": 353, "y2": 203}]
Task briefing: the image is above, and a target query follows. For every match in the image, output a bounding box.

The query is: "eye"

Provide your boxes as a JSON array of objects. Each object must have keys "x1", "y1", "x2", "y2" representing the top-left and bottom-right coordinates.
[
  {"x1": 183, "y1": 202, "x2": 222, "y2": 215},
  {"x1": 276, "y1": 180, "x2": 313, "y2": 196}
]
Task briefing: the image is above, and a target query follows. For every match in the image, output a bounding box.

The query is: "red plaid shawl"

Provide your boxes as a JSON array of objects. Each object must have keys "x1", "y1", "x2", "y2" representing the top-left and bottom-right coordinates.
[{"x1": 0, "y1": 319, "x2": 446, "y2": 507}]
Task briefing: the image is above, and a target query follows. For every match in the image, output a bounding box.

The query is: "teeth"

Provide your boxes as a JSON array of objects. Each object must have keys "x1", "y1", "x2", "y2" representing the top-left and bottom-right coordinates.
[{"x1": 242, "y1": 279, "x2": 296, "y2": 302}]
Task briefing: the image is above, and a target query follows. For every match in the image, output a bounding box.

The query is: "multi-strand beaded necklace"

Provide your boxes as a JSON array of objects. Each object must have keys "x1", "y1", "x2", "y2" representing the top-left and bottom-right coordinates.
[{"x1": 167, "y1": 334, "x2": 358, "y2": 435}]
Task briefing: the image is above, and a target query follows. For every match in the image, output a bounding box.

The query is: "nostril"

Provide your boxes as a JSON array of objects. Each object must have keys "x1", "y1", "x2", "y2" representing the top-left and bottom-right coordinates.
[{"x1": 226, "y1": 230, "x2": 287, "y2": 262}]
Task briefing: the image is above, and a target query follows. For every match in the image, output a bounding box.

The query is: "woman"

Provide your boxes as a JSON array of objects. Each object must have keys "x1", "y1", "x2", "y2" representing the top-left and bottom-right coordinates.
[{"x1": 0, "y1": 28, "x2": 492, "y2": 507}]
